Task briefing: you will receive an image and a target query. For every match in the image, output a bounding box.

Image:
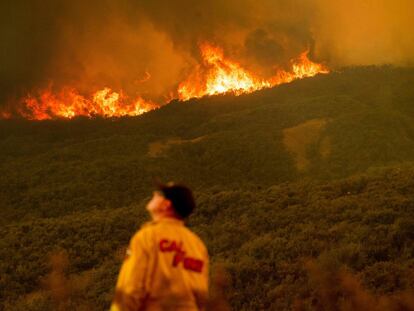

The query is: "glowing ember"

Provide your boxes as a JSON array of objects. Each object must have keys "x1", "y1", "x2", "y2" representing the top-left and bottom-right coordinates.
[
  {"x1": 178, "y1": 43, "x2": 329, "y2": 101},
  {"x1": 0, "y1": 111, "x2": 12, "y2": 119},
  {"x1": 0, "y1": 42, "x2": 328, "y2": 120},
  {"x1": 13, "y1": 87, "x2": 158, "y2": 120}
]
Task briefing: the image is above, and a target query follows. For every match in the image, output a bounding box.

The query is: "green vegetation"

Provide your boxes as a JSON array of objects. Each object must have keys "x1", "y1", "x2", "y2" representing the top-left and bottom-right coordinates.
[{"x1": 1, "y1": 66, "x2": 414, "y2": 310}]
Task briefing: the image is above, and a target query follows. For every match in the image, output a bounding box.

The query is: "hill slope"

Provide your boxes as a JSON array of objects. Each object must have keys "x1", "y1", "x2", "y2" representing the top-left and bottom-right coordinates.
[
  {"x1": 1, "y1": 66, "x2": 414, "y2": 310},
  {"x1": 2, "y1": 66, "x2": 414, "y2": 222},
  {"x1": 2, "y1": 166, "x2": 414, "y2": 310}
]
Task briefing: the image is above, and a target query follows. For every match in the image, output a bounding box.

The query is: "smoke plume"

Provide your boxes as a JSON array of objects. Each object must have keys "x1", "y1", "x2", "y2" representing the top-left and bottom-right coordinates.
[{"x1": 1, "y1": 0, "x2": 413, "y2": 106}]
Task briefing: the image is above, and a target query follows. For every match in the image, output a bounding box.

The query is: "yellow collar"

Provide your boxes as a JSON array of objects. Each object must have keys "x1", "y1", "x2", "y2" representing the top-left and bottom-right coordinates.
[{"x1": 154, "y1": 217, "x2": 184, "y2": 225}]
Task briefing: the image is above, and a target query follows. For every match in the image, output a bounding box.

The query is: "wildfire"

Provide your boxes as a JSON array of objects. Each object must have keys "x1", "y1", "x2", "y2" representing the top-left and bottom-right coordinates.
[
  {"x1": 178, "y1": 43, "x2": 329, "y2": 101},
  {"x1": 0, "y1": 42, "x2": 328, "y2": 120},
  {"x1": 11, "y1": 87, "x2": 158, "y2": 120},
  {"x1": 177, "y1": 43, "x2": 271, "y2": 100}
]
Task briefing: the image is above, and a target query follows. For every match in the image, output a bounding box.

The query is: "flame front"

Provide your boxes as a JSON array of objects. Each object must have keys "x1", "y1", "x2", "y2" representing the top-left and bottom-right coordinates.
[
  {"x1": 0, "y1": 42, "x2": 328, "y2": 120},
  {"x1": 178, "y1": 43, "x2": 272, "y2": 100},
  {"x1": 13, "y1": 87, "x2": 158, "y2": 120},
  {"x1": 178, "y1": 43, "x2": 329, "y2": 101}
]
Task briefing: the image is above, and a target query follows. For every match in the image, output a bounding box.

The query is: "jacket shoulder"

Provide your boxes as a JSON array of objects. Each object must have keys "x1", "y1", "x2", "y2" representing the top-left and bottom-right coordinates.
[
  {"x1": 130, "y1": 222, "x2": 157, "y2": 248},
  {"x1": 184, "y1": 227, "x2": 209, "y2": 255}
]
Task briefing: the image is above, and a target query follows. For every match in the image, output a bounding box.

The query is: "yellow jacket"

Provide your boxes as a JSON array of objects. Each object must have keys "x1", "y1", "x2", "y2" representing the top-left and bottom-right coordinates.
[{"x1": 110, "y1": 218, "x2": 209, "y2": 311}]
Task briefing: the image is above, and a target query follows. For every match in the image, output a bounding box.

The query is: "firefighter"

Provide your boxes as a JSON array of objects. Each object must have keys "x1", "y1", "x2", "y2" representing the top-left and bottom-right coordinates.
[{"x1": 110, "y1": 183, "x2": 209, "y2": 311}]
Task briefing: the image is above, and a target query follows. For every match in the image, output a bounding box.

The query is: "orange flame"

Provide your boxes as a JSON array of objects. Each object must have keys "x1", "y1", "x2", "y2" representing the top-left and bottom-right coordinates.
[
  {"x1": 178, "y1": 43, "x2": 328, "y2": 100},
  {"x1": 0, "y1": 42, "x2": 328, "y2": 120},
  {"x1": 15, "y1": 87, "x2": 158, "y2": 120}
]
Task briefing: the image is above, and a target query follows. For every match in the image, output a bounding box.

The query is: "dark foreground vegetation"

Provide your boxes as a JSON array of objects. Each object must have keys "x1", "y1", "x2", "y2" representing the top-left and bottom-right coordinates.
[
  {"x1": 1, "y1": 66, "x2": 414, "y2": 310},
  {"x1": 2, "y1": 167, "x2": 414, "y2": 310}
]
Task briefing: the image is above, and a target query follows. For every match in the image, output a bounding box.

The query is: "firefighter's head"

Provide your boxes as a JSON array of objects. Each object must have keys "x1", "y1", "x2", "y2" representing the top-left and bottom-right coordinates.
[{"x1": 146, "y1": 182, "x2": 195, "y2": 220}]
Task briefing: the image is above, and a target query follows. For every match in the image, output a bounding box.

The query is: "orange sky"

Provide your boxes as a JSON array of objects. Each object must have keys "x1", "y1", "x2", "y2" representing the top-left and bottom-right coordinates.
[{"x1": 0, "y1": 0, "x2": 413, "y2": 105}]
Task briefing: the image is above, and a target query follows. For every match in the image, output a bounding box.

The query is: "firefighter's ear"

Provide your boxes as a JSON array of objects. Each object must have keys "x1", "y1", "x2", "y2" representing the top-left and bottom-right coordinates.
[{"x1": 162, "y1": 198, "x2": 173, "y2": 211}]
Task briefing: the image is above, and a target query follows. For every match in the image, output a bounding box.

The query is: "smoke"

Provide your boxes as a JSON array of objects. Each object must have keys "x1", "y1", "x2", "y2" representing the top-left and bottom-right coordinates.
[
  {"x1": 313, "y1": 0, "x2": 414, "y2": 67},
  {"x1": 1, "y1": 0, "x2": 413, "y2": 105}
]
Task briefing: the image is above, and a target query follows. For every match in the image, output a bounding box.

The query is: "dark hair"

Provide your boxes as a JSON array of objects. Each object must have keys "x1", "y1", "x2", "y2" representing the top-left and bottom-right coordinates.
[{"x1": 158, "y1": 183, "x2": 195, "y2": 218}]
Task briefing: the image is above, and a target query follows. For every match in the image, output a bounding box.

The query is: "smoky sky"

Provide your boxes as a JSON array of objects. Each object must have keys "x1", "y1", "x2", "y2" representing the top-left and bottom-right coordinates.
[{"x1": 1, "y1": 0, "x2": 414, "y2": 104}]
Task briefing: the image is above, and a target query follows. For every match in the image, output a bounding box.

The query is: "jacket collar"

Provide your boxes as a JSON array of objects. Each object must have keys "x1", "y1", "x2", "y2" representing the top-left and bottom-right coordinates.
[{"x1": 154, "y1": 217, "x2": 184, "y2": 226}]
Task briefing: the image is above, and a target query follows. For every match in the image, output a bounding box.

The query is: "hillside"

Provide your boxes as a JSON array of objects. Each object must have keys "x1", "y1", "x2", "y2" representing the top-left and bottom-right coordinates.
[
  {"x1": 2, "y1": 166, "x2": 414, "y2": 310},
  {"x1": 2, "y1": 66, "x2": 414, "y2": 222},
  {"x1": 1, "y1": 66, "x2": 414, "y2": 310}
]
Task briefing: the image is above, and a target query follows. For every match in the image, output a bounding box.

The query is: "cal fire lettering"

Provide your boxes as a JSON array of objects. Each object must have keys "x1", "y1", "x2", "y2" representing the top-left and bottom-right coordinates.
[
  {"x1": 174, "y1": 254, "x2": 204, "y2": 273},
  {"x1": 159, "y1": 239, "x2": 184, "y2": 253},
  {"x1": 159, "y1": 239, "x2": 204, "y2": 273}
]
